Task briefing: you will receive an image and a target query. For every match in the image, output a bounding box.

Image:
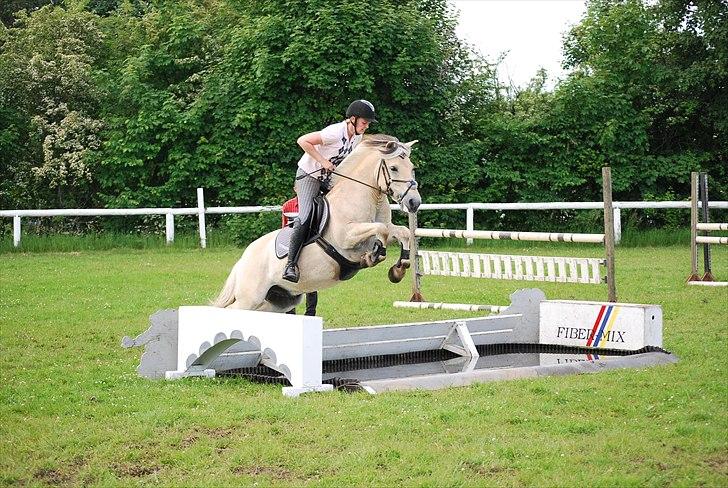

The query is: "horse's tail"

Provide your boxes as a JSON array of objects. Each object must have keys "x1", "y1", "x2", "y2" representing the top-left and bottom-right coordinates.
[{"x1": 211, "y1": 264, "x2": 238, "y2": 308}]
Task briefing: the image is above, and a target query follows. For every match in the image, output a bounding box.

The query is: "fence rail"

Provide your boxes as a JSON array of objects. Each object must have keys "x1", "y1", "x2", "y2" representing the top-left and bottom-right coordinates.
[{"x1": 2, "y1": 187, "x2": 727, "y2": 248}]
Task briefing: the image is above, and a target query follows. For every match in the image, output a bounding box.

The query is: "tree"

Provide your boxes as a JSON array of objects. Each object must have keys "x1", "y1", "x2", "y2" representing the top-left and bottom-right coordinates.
[
  {"x1": 559, "y1": 0, "x2": 727, "y2": 200},
  {"x1": 96, "y1": 0, "x2": 497, "y2": 214},
  {"x1": 0, "y1": 5, "x2": 105, "y2": 208}
]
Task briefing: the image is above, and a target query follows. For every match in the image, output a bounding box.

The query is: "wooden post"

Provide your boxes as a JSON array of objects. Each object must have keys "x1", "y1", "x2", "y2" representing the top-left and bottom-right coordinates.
[
  {"x1": 699, "y1": 172, "x2": 714, "y2": 281},
  {"x1": 688, "y1": 172, "x2": 700, "y2": 281},
  {"x1": 466, "y1": 205, "x2": 474, "y2": 246},
  {"x1": 602, "y1": 167, "x2": 617, "y2": 302},
  {"x1": 408, "y1": 210, "x2": 423, "y2": 302}
]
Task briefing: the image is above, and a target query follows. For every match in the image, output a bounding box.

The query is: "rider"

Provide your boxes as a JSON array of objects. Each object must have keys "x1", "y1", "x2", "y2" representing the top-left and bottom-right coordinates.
[
  {"x1": 281, "y1": 195, "x2": 319, "y2": 315},
  {"x1": 282, "y1": 99, "x2": 377, "y2": 283}
]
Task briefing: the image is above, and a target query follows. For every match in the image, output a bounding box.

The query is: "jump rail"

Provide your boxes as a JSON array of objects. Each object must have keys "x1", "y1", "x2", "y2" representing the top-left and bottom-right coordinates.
[
  {"x1": 414, "y1": 228, "x2": 605, "y2": 244},
  {"x1": 417, "y1": 251, "x2": 605, "y2": 284},
  {"x1": 688, "y1": 172, "x2": 727, "y2": 286},
  {"x1": 400, "y1": 167, "x2": 618, "y2": 308}
]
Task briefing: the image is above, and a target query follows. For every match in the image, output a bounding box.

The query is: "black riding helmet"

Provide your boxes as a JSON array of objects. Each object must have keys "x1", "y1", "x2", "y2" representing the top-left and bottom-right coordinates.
[{"x1": 346, "y1": 99, "x2": 377, "y2": 122}]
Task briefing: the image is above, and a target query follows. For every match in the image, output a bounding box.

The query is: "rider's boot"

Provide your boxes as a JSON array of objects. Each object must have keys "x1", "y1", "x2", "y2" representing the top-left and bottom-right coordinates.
[{"x1": 282, "y1": 220, "x2": 307, "y2": 283}]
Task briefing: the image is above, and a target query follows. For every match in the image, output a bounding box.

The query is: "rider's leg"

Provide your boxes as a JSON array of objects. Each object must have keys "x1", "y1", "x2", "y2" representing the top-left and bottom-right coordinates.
[
  {"x1": 282, "y1": 170, "x2": 321, "y2": 283},
  {"x1": 304, "y1": 291, "x2": 318, "y2": 316},
  {"x1": 282, "y1": 219, "x2": 308, "y2": 282}
]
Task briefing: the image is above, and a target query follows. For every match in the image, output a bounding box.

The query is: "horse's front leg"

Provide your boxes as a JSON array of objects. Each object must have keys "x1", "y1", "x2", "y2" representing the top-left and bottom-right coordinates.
[
  {"x1": 341, "y1": 222, "x2": 390, "y2": 268},
  {"x1": 384, "y1": 224, "x2": 412, "y2": 283}
]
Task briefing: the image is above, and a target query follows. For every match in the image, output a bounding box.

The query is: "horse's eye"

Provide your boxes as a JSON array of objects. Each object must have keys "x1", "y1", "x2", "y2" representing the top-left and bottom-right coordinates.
[{"x1": 390, "y1": 166, "x2": 398, "y2": 172}]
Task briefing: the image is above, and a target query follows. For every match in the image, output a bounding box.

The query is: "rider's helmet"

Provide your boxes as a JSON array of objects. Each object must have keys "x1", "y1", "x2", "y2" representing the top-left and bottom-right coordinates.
[{"x1": 346, "y1": 99, "x2": 377, "y2": 122}]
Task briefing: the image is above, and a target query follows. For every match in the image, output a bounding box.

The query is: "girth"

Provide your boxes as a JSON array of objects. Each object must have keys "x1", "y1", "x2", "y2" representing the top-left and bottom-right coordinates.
[{"x1": 315, "y1": 237, "x2": 362, "y2": 281}]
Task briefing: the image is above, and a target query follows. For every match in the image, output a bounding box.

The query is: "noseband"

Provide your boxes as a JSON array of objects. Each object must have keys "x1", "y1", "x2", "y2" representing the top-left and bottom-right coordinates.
[{"x1": 376, "y1": 159, "x2": 418, "y2": 203}]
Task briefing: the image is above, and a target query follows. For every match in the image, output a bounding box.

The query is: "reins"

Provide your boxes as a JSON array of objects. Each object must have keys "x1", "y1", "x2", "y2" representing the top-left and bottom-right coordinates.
[{"x1": 296, "y1": 158, "x2": 417, "y2": 203}]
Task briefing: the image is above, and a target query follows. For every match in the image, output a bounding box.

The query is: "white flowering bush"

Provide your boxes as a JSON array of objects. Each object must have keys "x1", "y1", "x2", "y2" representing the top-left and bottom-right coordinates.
[{"x1": 31, "y1": 99, "x2": 103, "y2": 189}]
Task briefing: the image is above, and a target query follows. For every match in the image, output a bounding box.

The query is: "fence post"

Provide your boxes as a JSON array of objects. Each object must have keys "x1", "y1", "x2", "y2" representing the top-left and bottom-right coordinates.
[
  {"x1": 466, "y1": 205, "x2": 474, "y2": 246},
  {"x1": 688, "y1": 172, "x2": 700, "y2": 281},
  {"x1": 197, "y1": 188, "x2": 207, "y2": 249},
  {"x1": 602, "y1": 167, "x2": 617, "y2": 302},
  {"x1": 13, "y1": 216, "x2": 21, "y2": 248},
  {"x1": 613, "y1": 207, "x2": 621, "y2": 245},
  {"x1": 699, "y1": 172, "x2": 714, "y2": 281},
  {"x1": 165, "y1": 213, "x2": 175, "y2": 245},
  {"x1": 409, "y1": 210, "x2": 423, "y2": 302}
]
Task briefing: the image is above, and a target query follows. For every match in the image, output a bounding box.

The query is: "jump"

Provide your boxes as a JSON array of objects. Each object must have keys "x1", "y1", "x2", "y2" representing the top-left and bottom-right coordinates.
[{"x1": 212, "y1": 135, "x2": 422, "y2": 312}]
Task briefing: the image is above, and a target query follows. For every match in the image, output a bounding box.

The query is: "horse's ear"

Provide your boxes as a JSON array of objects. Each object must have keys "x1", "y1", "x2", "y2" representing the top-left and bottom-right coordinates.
[
  {"x1": 384, "y1": 141, "x2": 398, "y2": 154},
  {"x1": 404, "y1": 140, "x2": 419, "y2": 148}
]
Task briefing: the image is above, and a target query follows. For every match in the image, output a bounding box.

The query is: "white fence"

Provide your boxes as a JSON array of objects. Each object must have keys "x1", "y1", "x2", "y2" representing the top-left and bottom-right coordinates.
[{"x1": 1, "y1": 187, "x2": 727, "y2": 248}]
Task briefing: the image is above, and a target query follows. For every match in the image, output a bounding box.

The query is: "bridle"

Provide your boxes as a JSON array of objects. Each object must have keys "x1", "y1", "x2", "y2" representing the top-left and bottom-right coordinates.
[{"x1": 375, "y1": 157, "x2": 418, "y2": 203}]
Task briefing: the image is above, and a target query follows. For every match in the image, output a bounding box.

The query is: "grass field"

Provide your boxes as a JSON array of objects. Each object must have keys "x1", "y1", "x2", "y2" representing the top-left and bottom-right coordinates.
[{"x1": 1, "y1": 236, "x2": 726, "y2": 486}]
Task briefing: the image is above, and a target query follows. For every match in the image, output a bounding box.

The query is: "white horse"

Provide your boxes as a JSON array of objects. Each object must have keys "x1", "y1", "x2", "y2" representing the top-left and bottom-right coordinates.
[{"x1": 212, "y1": 135, "x2": 422, "y2": 312}]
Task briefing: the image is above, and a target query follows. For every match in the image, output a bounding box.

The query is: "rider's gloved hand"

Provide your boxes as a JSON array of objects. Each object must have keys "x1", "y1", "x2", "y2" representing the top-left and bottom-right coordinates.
[{"x1": 321, "y1": 160, "x2": 335, "y2": 174}]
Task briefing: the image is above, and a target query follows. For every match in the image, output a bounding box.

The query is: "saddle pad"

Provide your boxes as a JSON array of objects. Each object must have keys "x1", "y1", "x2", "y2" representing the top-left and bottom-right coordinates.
[{"x1": 274, "y1": 197, "x2": 330, "y2": 259}]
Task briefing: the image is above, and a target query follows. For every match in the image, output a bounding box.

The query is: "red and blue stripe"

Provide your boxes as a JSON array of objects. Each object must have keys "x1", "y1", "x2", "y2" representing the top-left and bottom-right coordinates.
[{"x1": 586, "y1": 304, "x2": 615, "y2": 348}]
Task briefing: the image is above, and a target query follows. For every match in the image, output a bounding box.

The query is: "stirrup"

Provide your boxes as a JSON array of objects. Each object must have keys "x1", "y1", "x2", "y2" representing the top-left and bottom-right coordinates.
[{"x1": 282, "y1": 263, "x2": 300, "y2": 283}]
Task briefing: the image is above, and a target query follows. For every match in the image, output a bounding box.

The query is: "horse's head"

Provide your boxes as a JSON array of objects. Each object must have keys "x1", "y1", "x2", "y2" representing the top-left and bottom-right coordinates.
[{"x1": 363, "y1": 137, "x2": 422, "y2": 213}]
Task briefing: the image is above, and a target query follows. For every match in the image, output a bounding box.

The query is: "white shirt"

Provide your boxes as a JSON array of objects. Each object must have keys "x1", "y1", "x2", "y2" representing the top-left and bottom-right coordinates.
[{"x1": 297, "y1": 120, "x2": 363, "y2": 174}]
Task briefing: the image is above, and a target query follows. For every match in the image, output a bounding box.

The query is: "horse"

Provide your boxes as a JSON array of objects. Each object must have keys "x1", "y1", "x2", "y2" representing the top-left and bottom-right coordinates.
[{"x1": 211, "y1": 135, "x2": 422, "y2": 312}]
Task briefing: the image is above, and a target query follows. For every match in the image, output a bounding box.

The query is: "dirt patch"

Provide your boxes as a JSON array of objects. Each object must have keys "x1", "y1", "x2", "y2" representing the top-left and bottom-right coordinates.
[
  {"x1": 112, "y1": 462, "x2": 161, "y2": 478},
  {"x1": 33, "y1": 456, "x2": 86, "y2": 485},
  {"x1": 705, "y1": 451, "x2": 728, "y2": 476},
  {"x1": 232, "y1": 464, "x2": 295, "y2": 481},
  {"x1": 461, "y1": 461, "x2": 514, "y2": 476},
  {"x1": 34, "y1": 467, "x2": 71, "y2": 485},
  {"x1": 180, "y1": 427, "x2": 233, "y2": 448}
]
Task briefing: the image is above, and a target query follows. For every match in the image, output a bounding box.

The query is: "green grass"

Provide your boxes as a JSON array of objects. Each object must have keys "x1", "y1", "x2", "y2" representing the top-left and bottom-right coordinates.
[{"x1": 1, "y1": 240, "x2": 726, "y2": 486}]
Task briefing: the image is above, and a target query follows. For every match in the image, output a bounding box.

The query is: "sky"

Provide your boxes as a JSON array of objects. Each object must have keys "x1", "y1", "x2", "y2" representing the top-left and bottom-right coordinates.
[{"x1": 451, "y1": 0, "x2": 587, "y2": 88}]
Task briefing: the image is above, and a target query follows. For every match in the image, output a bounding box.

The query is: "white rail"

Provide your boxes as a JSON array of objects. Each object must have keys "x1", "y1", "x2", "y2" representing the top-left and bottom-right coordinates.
[
  {"x1": 696, "y1": 223, "x2": 728, "y2": 231},
  {"x1": 415, "y1": 228, "x2": 605, "y2": 244},
  {"x1": 2, "y1": 189, "x2": 726, "y2": 248},
  {"x1": 392, "y1": 301, "x2": 507, "y2": 313},
  {"x1": 696, "y1": 236, "x2": 728, "y2": 245}
]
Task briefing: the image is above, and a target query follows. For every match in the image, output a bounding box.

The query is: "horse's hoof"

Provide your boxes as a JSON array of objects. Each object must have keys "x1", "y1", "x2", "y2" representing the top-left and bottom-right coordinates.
[{"x1": 388, "y1": 265, "x2": 406, "y2": 283}]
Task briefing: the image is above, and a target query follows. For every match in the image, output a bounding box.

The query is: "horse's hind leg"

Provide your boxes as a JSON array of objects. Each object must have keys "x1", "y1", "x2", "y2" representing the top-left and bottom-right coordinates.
[
  {"x1": 225, "y1": 279, "x2": 270, "y2": 311},
  {"x1": 260, "y1": 285, "x2": 303, "y2": 313}
]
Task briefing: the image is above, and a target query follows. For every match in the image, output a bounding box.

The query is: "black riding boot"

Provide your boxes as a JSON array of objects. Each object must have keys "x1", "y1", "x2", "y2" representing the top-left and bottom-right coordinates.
[{"x1": 282, "y1": 220, "x2": 307, "y2": 283}]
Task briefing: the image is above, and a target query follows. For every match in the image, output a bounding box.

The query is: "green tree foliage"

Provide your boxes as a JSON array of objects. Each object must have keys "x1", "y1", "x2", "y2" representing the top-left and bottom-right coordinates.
[
  {"x1": 0, "y1": 5, "x2": 106, "y2": 208},
  {"x1": 558, "y1": 0, "x2": 726, "y2": 199},
  {"x1": 1, "y1": 0, "x2": 52, "y2": 27},
  {"x1": 95, "y1": 0, "x2": 491, "y2": 212},
  {"x1": 0, "y1": 0, "x2": 725, "y2": 235}
]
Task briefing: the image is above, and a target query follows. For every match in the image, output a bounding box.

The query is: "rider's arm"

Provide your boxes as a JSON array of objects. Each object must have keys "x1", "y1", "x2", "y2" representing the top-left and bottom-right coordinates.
[{"x1": 297, "y1": 131, "x2": 335, "y2": 171}]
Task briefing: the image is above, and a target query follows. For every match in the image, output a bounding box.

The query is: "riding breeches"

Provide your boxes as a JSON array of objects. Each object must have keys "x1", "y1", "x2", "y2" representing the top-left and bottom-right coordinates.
[{"x1": 294, "y1": 168, "x2": 321, "y2": 224}]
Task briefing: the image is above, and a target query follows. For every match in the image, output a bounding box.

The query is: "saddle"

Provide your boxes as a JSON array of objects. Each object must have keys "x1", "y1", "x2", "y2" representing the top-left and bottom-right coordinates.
[{"x1": 274, "y1": 195, "x2": 362, "y2": 281}]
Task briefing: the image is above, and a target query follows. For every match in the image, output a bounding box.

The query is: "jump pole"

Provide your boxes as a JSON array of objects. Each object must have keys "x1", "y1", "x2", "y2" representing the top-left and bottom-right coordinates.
[
  {"x1": 409, "y1": 208, "x2": 423, "y2": 301},
  {"x1": 699, "y1": 172, "x2": 715, "y2": 281},
  {"x1": 688, "y1": 172, "x2": 701, "y2": 281},
  {"x1": 602, "y1": 166, "x2": 617, "y2": 302}
]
